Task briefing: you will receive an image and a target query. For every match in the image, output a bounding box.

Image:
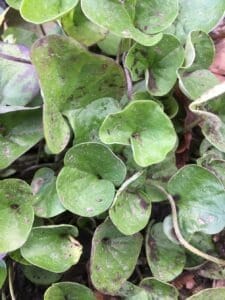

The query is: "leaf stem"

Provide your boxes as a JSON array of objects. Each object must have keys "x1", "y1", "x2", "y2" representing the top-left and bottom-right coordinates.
[
  {"x1": 8, "y1": 263, "x2": 16, "y2": 300},
  {"x1": 156, "y1": 185, "x2": 225, "y2": 265},
  {"x1": 116, "y1": 171, "x2": 144, "y2": 198}
]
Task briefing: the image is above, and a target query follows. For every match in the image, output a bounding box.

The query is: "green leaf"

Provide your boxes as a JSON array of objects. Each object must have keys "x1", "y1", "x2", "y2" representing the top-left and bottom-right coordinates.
[
  {"x1": 81, "y1": 0, "x2": 163, "y2": 46},
  {"x1": 0, "y1": 42, "x2": 39, "y2": 106},
  {"x1": 125, "y1": 34, "x2": 184, "y2": 96},
  {"x1": 169, "y1": 0, "x2": 225, "y2": 42},
  {"x1": 178, "y1": 31, "x2": 218, "y2": 100},
  {"x1": 31, "y1": 35, "x2": 125, "y2": 153},
  {"x1": 99, "y1": 100, "x2": 177, "y2": 167},
  {"x1": 90, "y1": 218, "x2": 143, "y2": 294},
  {"x1": 31, "y1": 168, "x2": 66, "y2": 218},
  {"x1": 0, "y1": 179, "x2": 34, "y2": 253},
  {"x1": 5, "y1": 0, "x2": 22, "y2": 10},
  {"x1": 65, "y1": 98, "x2": 120, "y2": 144},
  {"x1": 140, "y1": 277, "x2": 179, "y2": 299},
  {"x1": 134, "y1": 0, "x2": 179, "y2": 34},
  {"x1": 0, "y1": 261, "x2": 7, "y2": 289},
  {"x1": 44, "y1": 282, "x2": 96, "y2": 300},
  {"x1": 0, "y1": 109, "x2": 43, "y2": 170},
  {"x1": 97, "y1": 33, "x2": 123, "y2": 56},
  {"x1": 20, "y1": 0, "x2": 79, "y2": 24},
  {"x1": 199, "y1": 262, "x2": 225, "y2": 279},
  {"x1": 2, "y1": 27, "x2": 38, "y2": 47},
  {"x1": 187, "y1": 288, "x2": 225, "y2": 300},
  {"x1": 22, "y1": 265, "x2": 62, "y2": 285},
  {"x1": 145, "y1": 223, "x2": 185, "y2": 282},
  {"x1": 109, "y1": 182, "x2": 152, "y2": 235},
  {"x1": 61, "y1": 3, "x2": 107, "y2": 47},
  {"x1": 21, "y1": 225, "x2": 82, "y2": 273},
  {"x1": 57, "y1": 143, "x2": 126, "y2": 217},
  {"x1": 168, "y1": 165, "x2": 225, "y2": 236},
  {"x1": 117, "y1": 281, "x2": 148, "y2": 299}
]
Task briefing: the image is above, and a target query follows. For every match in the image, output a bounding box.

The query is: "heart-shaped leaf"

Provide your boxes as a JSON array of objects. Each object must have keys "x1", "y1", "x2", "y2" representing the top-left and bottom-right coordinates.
[
  {"x1": 187, "y1": 288, "x2": 225, "y2": 300},
  {"x1": 0, "y1": 179, "x2": 34, "y2": 252},
  {"x1": 0, "y1": 42, "x2": 39, "y2": 106},
  {"x1": 22, "y1": 265, "x2": 62, "y2": 285},
  {"x1": 168, "y1": 165, "x2": 225, "y2": 236},
  {"x1": 57, "y1": 143, "x2": 126, "y2": 217},
  {"x1": 90, "y1": 218, "x2": 143, "y2": 294},
  {"x1": 140, "y1": 277, "x2": 179, "y2": 299},
  {"x1": 125, "y1": 34, "x2": 184, "y2": 96},
  {"x1": 109, "y1": 177, "x2": 152, "y2": 235},
  {"x1": 31, "y1": 168, "x2": 66, "y2": 218},
  {"x1": 65, "y1": 98, "x2": 120, "y2": 144},
  {"x1": 169, "y1": 0, "x2": 225, "y2": 42},
  {"x1": 31, "y1": 35, "x2": 125, "y2": 153},
  {"x1": 0, "y1": 261, "x2": 7, "y2": 289},
  {"x1": 99, "y1": 100, "x2": 177, "y2": 167},
  {"x1": 0, "y1": 108, "x2": 43, "y2": 170},
  {"x1": 61, "y1": 3, "x2": 107, "y2": 47},
  {"x1": 20, "y1": 0, "x2": 79, "y2": 24},
  {"x1": 145, "y1": 223, "x2": 186, "y2": 282},
  {"x1": 81, "y1": 0, "x2": 163, "y2": 46},
  {"x1": 44, "y1": 282, "x2": 96, "y2": 300},
  {"x1": 21, "y1": 225, "x2": 82, "y2": 273},
  {"x1": 134, "y1": 0, "x2": 179, "y2": 35}
]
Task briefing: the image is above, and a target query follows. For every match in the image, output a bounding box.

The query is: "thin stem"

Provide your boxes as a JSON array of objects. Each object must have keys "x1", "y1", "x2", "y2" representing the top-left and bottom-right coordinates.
[
  {"x1": 122, "y1": 53, "x2": 133, "y2": 100},
  {"x1": 0, "y1": 53, "x2": 31, "y2": 65},
  {"x1": 156, "y1": 185, "x2": 225, "y2": 265},
  {"x1": 116, "y1": 171, "x2": 144, "y2": 198},
  {"x1": 8, "y1": 264, "x2": 16, "y2": 300}
]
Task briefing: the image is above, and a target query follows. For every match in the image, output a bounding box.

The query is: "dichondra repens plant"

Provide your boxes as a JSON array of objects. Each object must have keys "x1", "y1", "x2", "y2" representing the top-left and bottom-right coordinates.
[{"x1": 1, "y1": 0, "x2": 225, "y2": 299}]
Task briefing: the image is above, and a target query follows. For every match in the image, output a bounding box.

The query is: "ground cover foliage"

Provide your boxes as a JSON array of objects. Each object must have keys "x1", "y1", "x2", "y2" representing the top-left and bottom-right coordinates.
[{"x1": 1, "y1": 0, "x2": 225, "y2": 299}]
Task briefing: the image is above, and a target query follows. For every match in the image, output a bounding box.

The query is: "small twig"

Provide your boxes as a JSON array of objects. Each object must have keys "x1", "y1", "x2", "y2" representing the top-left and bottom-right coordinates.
[
  {"x1": 40, "y1": 25, "x2": 46, "y2": 36},
  {"x1": 8, "y1": 263, "x2": 16, "y2": 300},
  {"x1": 116, "y1": 171, "x2": 144, "y2": 199},
  {"x1": 156, "y1": 185, "x2": 225, "y2": 265}
]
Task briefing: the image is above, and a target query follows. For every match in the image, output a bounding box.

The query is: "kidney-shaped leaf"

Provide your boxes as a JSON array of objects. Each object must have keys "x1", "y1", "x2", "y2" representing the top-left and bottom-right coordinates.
[
  {"x1": 21, "y1": 225, "x2": 82, "y2": 273},
  {"x1": 90, "y1": 218, "x2": 143, "y2": 295},
  {"x1": 145, "y1": 223, "x2": 186, "y2": 282},
  {"x1": 100, "y1": 100, "x2": 177, "y2": 167},
  {"x1": 0, "y1": 42, "x2": 39, "y2": 106},
  {"x1": 31, "y1": 35, "x2": 125, "y2": 153},
  {"x1": 125, "y1": 34, "x2": 184, "y2": 96},
  {"x1": 0, "y1": 179, "x2": 34, "y2": 253},
  {"x1": 168, "y1": 165, "x2": 225, "y2": 236},
  {"x1": 20, "y1": 0, "x2": 79, "y2": 24},
  {"x1": 57, "y1": 143, "x2": 126, "y2": 217},
  {"x1": 187, "y1": 288, "x2": 225, "y2": 300},
  {"x1": 140, "y1": 277, "x2": 179, "y2": 300},
  {"x1": 81, "y1": 0, "x2": 163, "y2": 46},
  {"x1": 134, "y1": 0, "x2": 178, "y2": 35},
  {"x1": 0, "y1": 108, "x2": 43, "y2": 170},
  {"x1": 44, "y1": 282, "x2": 96, "y2": 300}
]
